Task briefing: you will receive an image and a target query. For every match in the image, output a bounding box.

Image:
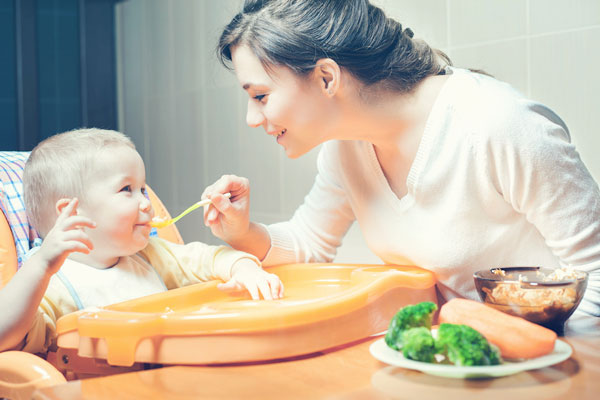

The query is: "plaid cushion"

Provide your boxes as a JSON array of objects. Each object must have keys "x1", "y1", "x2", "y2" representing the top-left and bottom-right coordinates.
[
  {"x1": 0, "y1": 151, "x2": 39, "y2": 268},
  {"x1": 0, "y1": 151, "x2": 158, "y2": 269}
]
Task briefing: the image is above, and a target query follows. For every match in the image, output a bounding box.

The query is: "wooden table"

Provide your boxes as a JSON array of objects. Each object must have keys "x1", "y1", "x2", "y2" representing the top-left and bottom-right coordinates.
[{"x1": 33, "y1": 315, "x2": 599, "y2": 400}]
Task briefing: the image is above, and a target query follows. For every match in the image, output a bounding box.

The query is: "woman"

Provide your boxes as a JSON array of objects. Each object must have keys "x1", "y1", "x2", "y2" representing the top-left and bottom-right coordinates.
[{"x1": 202, "y1": 0, "x2": 600, "y2": 316}]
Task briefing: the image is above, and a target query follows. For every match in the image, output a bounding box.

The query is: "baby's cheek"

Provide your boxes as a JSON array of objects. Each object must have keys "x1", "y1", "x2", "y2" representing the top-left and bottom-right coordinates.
[{"x1": 110, "y1": 224, "x2": 133, "y2": 244}]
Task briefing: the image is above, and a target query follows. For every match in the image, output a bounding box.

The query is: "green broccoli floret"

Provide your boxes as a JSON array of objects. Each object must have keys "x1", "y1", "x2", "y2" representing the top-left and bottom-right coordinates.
[
  {"x1": 436, "y1": 323, "x2": 501, "y2": 366},
  {"x1": 401, "y1": 327, "x2": 437, "y2": 363},
  {"x1": 385, "y1": 301, "x2": 437, "y2": 351}
]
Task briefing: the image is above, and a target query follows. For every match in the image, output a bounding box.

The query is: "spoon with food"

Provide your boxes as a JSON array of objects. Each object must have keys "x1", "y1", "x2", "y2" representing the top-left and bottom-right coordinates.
[{"x1": 151, "y1": 193, "x2": 231, "y2": 228}]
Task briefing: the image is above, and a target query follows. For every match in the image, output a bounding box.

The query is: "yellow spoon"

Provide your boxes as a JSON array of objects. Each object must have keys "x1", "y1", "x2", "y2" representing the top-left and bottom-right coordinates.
[{"x1": 150, "y1": 193, "x2": 231, "y2": 228}]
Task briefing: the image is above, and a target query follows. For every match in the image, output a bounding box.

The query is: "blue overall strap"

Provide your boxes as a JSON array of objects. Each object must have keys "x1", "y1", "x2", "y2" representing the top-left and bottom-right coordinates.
[{"x1": 55, "y1": 270, "x2": 84, "y2": 310}]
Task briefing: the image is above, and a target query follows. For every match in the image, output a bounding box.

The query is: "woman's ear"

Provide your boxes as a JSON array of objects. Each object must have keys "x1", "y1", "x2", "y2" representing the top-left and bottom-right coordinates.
[
  {"x1": 314, "y1": 58, "x2": 341, "y2": 97},
  {"x1": 55, "y1": 198, "x2": 74, "y2": 216}
]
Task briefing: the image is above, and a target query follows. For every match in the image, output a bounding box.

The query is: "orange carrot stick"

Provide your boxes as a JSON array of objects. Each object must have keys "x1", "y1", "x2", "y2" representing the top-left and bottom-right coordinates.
[{"x1": 439, "y1": 298, "x2": 557, "y2": 359}]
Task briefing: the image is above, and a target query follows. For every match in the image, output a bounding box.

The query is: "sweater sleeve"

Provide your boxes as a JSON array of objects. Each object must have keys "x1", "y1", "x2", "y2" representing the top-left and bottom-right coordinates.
[
  {"x1": 262, "y1": 143, "x2": 356, "y2": 266},
  {"x1": 488, "y1": 100, "x2": 600, "y2": 316},
  {"x1": 138, "y1": 237, "x2": 262, "y2": 289},
  {"x1": 18, "y1": 277, "x2": 79, "y2": 354}
]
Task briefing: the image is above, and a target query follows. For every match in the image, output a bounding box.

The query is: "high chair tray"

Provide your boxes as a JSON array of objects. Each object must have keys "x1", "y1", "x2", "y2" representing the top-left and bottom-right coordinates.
[{"x1": 56, "y1": 263, "x2": 436, "y2": 366}]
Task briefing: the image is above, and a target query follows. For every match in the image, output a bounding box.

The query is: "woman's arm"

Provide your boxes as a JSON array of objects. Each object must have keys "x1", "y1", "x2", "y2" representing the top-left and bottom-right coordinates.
[
  {"x1": 260, "y1": 149, "x2": 356, "y2": 265},
  {"x1": 226, "y1": 222, "x2": 271, "y2": 261},
  {"x1": 492, "y1": 101, "x2": 600, "y2": 316},
  {"x1": 203, "y1": 144, "x2": 355, "y2": 265}
]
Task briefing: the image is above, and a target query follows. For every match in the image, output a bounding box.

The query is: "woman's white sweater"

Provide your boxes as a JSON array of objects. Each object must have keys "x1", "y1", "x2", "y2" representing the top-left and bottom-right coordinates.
[{"x1": 263, "y1": 68, "x2": 600, "y2": 316}]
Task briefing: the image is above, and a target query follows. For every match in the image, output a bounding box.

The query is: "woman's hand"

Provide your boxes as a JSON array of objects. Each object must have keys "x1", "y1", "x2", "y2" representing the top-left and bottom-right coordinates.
[
  {"x1": 202, "y1": 175, "x2": 272, "y2": 260},
  {"x1": 202, "y1": 174, "x2": 252, "y2": 244},
  {"x1": 34, "y1": 198, "x2": 96, "y2": 276},
  {"x1": 217, "y1": 258, "x2": 284, "y2": 300}
]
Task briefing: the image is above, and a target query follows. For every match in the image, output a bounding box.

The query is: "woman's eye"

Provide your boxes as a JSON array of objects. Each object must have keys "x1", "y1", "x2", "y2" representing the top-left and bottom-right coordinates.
[{"x1": 120, "y1": 185, "x2": 132, "y2": 193}]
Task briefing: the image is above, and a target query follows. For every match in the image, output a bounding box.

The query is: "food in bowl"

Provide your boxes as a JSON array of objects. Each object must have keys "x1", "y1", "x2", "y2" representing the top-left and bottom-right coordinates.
[{"x1": 474, "y1": 267, "x2": 588, "y2": 334}]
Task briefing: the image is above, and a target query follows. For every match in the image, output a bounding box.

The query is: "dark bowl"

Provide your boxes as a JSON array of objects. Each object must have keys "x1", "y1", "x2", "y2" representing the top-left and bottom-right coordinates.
[{"x1": 473, "y1": 266, "x2": 588, "y2": 335}]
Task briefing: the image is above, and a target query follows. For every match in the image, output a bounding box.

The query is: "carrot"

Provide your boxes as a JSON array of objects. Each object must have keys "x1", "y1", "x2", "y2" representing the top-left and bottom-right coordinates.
[{"x1": 438, "y1": 298, "x2": 557, "y2": 359}]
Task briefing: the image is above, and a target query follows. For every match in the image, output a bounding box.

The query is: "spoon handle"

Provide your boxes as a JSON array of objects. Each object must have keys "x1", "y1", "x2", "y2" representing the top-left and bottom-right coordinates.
[{"x1": 151, "y1": 193, "x2": 231, "y2": 228}]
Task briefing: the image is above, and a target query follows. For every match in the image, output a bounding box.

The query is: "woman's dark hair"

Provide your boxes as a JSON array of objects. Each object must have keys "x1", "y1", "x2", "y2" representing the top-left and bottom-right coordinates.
[{"x1": 218, "y1": 0, "x2": 451, "y2": 94}]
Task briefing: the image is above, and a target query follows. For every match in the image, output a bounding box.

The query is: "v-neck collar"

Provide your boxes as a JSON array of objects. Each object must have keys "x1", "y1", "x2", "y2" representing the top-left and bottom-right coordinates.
[{"x1": 365, "y1": 67, "x2": 457, "y2": 213}]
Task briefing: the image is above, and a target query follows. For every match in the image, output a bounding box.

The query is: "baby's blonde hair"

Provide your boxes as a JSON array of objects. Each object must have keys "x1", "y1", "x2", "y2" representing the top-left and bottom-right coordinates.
[{"x1": 23, "y1": 128, "x2": 136, "y2": 236}]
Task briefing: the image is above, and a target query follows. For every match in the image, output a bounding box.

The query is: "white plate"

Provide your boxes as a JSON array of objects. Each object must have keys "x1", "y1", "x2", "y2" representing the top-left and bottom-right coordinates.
[{"x1": 369, "y1": 337, "x2": 572, "y2": 379}]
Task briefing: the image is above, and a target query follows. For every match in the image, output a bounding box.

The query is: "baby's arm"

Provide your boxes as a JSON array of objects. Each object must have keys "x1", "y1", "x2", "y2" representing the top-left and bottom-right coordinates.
[
  {"x1": 217, "y1": 258, "x2": 284, "y2": 300},
  {"x1": 139, "y1": 238, "x2": 283, "y2": 300},
  {"x1": 0, "y1": 198, "x2": 95, "y2": 351}
]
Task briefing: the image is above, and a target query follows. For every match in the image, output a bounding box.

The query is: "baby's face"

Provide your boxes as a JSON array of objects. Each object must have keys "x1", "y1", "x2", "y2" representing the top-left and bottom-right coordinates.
[{"x1": 77, "y1": 146, "x2": 154, "y2": 264}]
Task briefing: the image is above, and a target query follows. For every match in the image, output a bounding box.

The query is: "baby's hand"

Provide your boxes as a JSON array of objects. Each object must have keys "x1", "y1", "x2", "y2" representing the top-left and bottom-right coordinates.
[
  {"x1": 217, "y1": 259, "x2": 284, "y2": 300},
  {"x1": 35, "y1": 198, "x2": 96, "y2": 275}
]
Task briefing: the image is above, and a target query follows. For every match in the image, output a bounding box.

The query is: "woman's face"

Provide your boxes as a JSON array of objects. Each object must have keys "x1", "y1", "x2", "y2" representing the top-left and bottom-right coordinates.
[{"x1": 231, "y1": 44, "x2": 336, "y2": 158}]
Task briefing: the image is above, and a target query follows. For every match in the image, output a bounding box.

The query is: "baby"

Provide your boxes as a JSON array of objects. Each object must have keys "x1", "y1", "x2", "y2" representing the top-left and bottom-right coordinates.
[{"x1": 0, "y1": 128, "x2": 283, "y2": 354}]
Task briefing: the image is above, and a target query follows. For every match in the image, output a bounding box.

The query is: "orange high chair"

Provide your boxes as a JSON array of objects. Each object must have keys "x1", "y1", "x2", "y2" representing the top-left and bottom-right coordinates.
[{"x1": 0, "y1": 152, "x2": 438, "y2": 400}]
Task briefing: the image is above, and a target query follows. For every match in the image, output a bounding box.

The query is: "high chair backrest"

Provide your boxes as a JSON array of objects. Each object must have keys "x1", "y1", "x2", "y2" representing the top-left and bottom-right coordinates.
[{"x1": 0, "y1": 151, "x2": 183, "y2": 289}]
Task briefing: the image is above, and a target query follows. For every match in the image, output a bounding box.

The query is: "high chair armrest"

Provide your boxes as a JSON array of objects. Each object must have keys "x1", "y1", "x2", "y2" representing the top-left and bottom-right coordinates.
[
  {"x1": 146, "y1": 185, "x2": 184, "y2": 245},
  {"x1": 0, "y1": 208, "x2": 18, "y2": 288},
  {"x1": 0, "y1": 350, "x2": 66, "y2": 400}
]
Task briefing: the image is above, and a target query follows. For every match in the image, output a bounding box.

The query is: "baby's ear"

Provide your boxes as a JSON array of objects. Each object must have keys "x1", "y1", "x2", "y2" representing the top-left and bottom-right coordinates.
[{"x1": 55, "y1": 198, "x2": 74, "y2": 216}]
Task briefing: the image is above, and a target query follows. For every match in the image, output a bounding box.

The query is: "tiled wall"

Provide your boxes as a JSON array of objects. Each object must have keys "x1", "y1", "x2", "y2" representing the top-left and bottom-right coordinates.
[
  {"x1": 375, "y1": 0, "x2": 600, "y2": 183},
  {"x1": 116, "y1": 0, "x2": 600, "y2": 264},
  {"x1": 115, "y1": 0, "x2": 327, "y2": 251}
]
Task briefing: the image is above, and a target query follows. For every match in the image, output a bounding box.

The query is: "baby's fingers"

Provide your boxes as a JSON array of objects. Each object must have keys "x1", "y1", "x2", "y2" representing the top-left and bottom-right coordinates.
[
  {"x1": 62, "y1": 240, "x2": 93, "y2": 255},
  {"x1": 217, "y1": 279, "x2": 244, "y2": 294},
  {"x1": 62, "y1": 215, "x2": 96, "y2": 231},
  {"x1": 268, "y1": 274, "x2": 284, "y2": 299},
  {"x1": 55, "y1": 198, "x2": 79, "y2": 224},
  {"x1": 242, "y1": 281, "x2": 260, "y2": 300},
  {"x1": 256, "y1": 279, "x2": 273, "y2": 301},
  {"x1": 62, "y1": 230, "x2": 94, "y2": 251}
]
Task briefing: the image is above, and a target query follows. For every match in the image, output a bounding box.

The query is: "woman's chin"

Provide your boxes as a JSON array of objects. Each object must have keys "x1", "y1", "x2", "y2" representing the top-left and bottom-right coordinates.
[
  {"x1": 284, "y1": 141, "x2": 321, "y2": 159},
  {"x1": 285, "y1": 146, "x2": 306, "y2": 159}
]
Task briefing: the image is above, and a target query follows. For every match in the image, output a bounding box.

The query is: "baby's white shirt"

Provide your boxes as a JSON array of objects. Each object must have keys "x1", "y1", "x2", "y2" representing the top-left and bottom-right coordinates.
[{"x1": 56, "y1": 254, "x2": 167, "y2": 309}]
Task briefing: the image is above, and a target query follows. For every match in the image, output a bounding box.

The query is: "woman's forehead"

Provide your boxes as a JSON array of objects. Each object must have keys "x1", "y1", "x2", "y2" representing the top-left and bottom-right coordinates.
[
  {"x1": 232, "y1": 44, "x2": 300, "y2": 90},
  {"x1": 232, "y1": 45, "x2": 273, "y2": 87}
]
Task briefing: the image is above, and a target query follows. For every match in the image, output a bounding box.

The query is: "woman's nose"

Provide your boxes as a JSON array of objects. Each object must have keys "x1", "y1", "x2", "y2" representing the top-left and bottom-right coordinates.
[{"x1": 246, "y1": 100, "x2": 265, "y2": 128}]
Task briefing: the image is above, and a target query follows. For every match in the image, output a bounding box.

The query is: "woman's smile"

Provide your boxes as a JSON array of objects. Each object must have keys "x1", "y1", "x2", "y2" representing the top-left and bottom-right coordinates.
[{"x1": 276, "y1": 129, "x2": 287, "y2": 143}]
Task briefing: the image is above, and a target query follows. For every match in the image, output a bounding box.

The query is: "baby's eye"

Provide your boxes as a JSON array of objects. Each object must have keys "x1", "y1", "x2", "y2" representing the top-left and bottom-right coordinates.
[
  {"x1": 120, "y1": 185, "x2": 132, "y2": 193},
  {"x1": 253, "y1": 94, "x2": 267, "y2": 102},
  {"x1": 141, "y1": 187, "x2": 148, "y2": 195}
]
